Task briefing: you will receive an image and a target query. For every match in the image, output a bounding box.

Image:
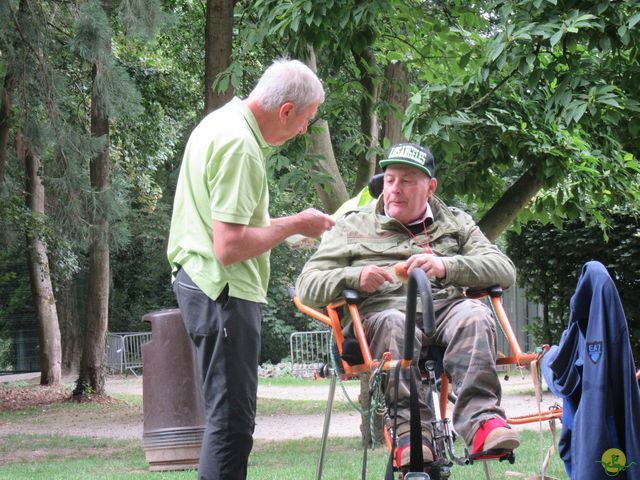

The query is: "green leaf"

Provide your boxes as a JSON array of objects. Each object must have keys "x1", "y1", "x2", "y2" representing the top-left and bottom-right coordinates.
[
  {"x1": 528, "y1": 69, "x2": 543, "y2": 89},
  {"x1": 518, "y1": 58, "x2": 530, "y2": 75},
  {"x1": 629, "y1": 12, "x2": 640, "y2": 29},
  {"x1": 573, "y1": 103, "x2": 588, "y2": 122},
  {"x1": 291, "y1": 13, "x2": 301, "y2": 32},
  {"x1": 339, "y1": 12, "x2": 349, "y2": 29},
  {"x1": 437, "y1": 128, "x2": 449, "y2": 141},
  {"x1": 550, "y1": 29, "x2": 563, "y2": 47},
  {"x1": 526, "y1": 54, "x2": 536, "y2": 67},
  {"x1": 575, "y1": 14, "x2": 597, "y2": 22},
  {"x1": 489, "y1": 42, "x2": 506, "y2": 62},
  {"x1": 459, "y1": 52, "x2": 471, "y2": 69},
  {"x1": 599, "y1": 35, "x2": 612, "y2": 50},
  {"x1": 597, "y1": 97, "x2": 621, "y2": 108},
  {"x1": 216, "y1": 75, "x2": 229, "y2": 93}
]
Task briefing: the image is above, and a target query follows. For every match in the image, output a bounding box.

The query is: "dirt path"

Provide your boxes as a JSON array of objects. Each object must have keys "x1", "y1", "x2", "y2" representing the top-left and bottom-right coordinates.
[{"x1": 0, "y1": 372, "x2": 561, "y2": 441}]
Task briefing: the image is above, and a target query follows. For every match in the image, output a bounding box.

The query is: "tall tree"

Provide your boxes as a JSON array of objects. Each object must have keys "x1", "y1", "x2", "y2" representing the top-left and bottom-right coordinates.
[
  {"x1": 75, "y1": 0, "x2": 113, "y2": 396},
  {"x1": 4, "y1": 0, "x2": 64, "y2": 385},
  {"x1": 76, "y1": 13, "x2": 111, "y2": 394},
  {"x1": 204, "y1": 0, "x2": 235, "y2": 114},
  {"x1": 73, "y1": 0, "x2": 150, "y2": 395},
  {"x1": 20, "y1": 132, "x2": 62, "y2": 385}
]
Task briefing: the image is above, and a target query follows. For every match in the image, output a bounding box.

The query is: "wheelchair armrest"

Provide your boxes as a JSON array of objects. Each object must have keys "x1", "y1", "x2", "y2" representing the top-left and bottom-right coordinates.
[
  {"x1": 289, "y1": 286, "x2": 360, "y2": 304},
  {"x1": 465, "y1": 285, "x2": 503, "y2": 299},
  {"x1": 341, "y1": 289, "x2": 360, "y2": 304}
]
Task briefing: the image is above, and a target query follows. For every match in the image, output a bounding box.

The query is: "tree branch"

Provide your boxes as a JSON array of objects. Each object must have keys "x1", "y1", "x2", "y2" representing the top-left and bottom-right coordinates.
[
  {"x1": 468, "y1": 66, "x2": 519, "y2": 111},
  {"x1": 478, "y1": 165, "x2": 544, "y2": 241}
]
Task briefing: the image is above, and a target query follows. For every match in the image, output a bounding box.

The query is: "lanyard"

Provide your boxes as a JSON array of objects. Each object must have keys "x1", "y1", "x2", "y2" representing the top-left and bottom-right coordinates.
[{"x1": 404, "y1": 219, "x2": 432, "y2": 254}]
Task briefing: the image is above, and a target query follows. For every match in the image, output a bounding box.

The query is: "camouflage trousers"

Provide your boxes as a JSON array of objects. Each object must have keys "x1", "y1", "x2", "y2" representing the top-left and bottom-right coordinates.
[{"x1": 363, "y1": 297, "x2": 504, "y2": 446}]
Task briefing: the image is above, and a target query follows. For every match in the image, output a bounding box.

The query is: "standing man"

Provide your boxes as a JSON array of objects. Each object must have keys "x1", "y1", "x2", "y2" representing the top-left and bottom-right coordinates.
[{"x1": 168, "y1": 59, "x2": 335, "y2": 480}]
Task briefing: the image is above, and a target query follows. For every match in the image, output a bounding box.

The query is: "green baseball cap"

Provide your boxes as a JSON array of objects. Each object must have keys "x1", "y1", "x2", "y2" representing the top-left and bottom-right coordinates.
[{"x1": 379, "y1": 143, "x2": 436, "y2": 178}]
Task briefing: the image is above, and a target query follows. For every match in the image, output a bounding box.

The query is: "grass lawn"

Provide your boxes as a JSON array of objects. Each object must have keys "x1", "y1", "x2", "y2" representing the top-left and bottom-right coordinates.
[
  {"x1": 0, "y1": 375, "x2": 569, "y2": 479},
  {"x1": 0, "y1": 431, "x2": 568, "y2": 479}
]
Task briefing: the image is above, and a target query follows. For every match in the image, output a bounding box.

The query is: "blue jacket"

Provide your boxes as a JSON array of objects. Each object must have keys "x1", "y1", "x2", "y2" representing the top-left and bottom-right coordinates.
[{"x1": 542, "y1": 261, "x2": 640, "y2": 479}]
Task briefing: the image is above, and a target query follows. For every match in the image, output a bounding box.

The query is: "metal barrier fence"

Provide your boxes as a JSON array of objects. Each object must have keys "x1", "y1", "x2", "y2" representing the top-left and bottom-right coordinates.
[
  {"x1": 289, "y1": 330, "x2": 331, "y2": 377},
  {"x1": 106, "y1": 332, "x2": 152, "y2": 376}
]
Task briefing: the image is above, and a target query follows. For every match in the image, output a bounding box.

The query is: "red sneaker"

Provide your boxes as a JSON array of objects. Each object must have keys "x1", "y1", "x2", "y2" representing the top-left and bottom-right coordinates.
[
  {"x1": 395, "y1": 432, "x2": 435, "y2": 467},
  {"x1": 472, "y1": 417, "x2": 520, "y2": 454}
]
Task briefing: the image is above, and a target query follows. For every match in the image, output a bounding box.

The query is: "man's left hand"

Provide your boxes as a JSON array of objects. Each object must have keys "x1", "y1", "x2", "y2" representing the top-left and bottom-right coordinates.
[{"x1": 405, "y1": 253, "x2": 446, "y2": 279}]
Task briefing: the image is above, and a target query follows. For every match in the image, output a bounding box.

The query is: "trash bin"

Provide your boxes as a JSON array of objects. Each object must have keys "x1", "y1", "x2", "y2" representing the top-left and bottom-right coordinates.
[{"x1": 142, "y1": 308, "x2": 205, "y2": 471}]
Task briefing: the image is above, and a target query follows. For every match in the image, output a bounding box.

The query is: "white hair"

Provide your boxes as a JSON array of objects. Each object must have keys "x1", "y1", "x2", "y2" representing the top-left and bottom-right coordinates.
[{"x1": 248, "y1": 59, "x2": 325, "y2": 112}]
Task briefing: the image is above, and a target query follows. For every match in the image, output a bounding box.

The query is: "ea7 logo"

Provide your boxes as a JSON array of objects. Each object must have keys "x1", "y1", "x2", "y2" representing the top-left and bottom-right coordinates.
[{"x1": 587, "y1": 341, "x2": 603, "y2": 364}]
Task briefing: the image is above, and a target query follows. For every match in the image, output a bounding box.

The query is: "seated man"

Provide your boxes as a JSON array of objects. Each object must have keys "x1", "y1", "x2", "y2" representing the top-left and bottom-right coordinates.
[{"x1": 295, "y1": 143, "x2": 520, "y2": 467}]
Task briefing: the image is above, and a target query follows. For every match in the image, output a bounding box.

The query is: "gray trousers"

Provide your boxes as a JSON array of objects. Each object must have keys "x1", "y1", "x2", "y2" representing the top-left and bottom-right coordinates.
[
  {"x1": 174, "y1": 269, "x2": 261, "y2": 480},
  {"x1": 364, "y1": 297, "x2": 504, "y2": 446}
]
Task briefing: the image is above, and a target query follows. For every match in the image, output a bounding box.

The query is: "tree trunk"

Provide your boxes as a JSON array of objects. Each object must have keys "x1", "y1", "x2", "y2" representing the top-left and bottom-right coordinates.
[
  {"x1": 382, "y1": 61, "x2": 409, "y2": 146},
  {"x1": 307, "y1": 119, "x2": 349, "y2": 213},
  {"x1": 57, "y1": 277, "x2": 81, "y2": 375},
  {"x1": 76, "y1": 0, "x2": 112, "y2": 396},
  {"x1": 478, "y1": 166, "x2": 544, "y2": 241},
  {"x1": 352, "y1": 47, "x2": 381, "y2": 192},
  {"x1": 302, "y1": 46, "x2": 348, "y2": 212},
  {"x1": 0, "y1": 75, "x2": 13, "y2": 185},
  {"x1": 19, "y1": 130, "x2": 62, "y2": 385},
  {"x1": 203, "y1": 0, "x2": 235, "y2": 115}
]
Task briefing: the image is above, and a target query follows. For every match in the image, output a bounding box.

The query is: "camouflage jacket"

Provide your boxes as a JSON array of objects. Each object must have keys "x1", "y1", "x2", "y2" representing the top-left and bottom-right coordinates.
[{"x1": 295, "y1": 195, "x2": 516, "y2": 316}]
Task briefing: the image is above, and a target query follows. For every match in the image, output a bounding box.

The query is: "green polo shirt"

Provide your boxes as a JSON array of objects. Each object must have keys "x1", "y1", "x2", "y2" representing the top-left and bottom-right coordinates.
[{"x1": 167, "y1": 97, "x2": 272, "y2": 303}]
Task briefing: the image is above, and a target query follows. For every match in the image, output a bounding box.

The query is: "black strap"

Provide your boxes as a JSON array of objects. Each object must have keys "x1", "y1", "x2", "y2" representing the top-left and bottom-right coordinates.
[
  {"x1": 385, "y1": 364, "x2": 402, "y2": 480},
  {"x1": 409, "y1": 366, "x2": 424, "y2": 471}
]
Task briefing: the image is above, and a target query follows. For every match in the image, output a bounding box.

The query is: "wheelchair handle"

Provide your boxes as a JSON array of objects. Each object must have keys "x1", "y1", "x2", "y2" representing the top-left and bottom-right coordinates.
[{"x1": 403, "y1": 268, "x2": 436, "y2": 363}]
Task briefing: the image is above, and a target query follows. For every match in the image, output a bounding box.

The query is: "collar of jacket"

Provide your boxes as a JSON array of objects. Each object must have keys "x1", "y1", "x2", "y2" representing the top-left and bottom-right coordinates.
[{"x1": 374, "y1": 195, "x2": 461, "y2": 242}]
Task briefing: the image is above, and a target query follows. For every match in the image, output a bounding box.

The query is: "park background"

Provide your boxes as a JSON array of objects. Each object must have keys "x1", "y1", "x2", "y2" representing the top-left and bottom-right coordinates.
[{"x1": 0, "y1": 0, "x2": 639, "y2": 397}]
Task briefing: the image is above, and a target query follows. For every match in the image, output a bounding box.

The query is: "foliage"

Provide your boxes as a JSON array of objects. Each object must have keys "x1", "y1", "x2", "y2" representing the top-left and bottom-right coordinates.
[
  {"x1": 506, "y1": 211, "x2": 640, "y2": 357},
  {"x1": 0, "y1": 337, "x2": 14, "y2": 371},
  {"x1": 3, "y1": 0, "x2": 639, "y2": 371},
  {"x1": 109, "y1": 205, "x2": 175, "y2": 332},
  {"x1": 261, "y1": 241, "x2": 318, "y2": 363},
  {"x1": 405, "y1": 0, "x2": 640, "y2": 229}
]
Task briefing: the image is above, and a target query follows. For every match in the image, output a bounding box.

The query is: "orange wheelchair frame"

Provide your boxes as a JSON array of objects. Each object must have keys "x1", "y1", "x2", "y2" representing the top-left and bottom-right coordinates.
[{"x1": 291, "y1": 269, "x2": 564, "y2": 479}]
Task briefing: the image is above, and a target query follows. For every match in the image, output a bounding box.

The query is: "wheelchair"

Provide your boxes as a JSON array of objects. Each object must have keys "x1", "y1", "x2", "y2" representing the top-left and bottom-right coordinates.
[
  {"x1": 291, "y1": 264, "x2": 566, "y2": 480},
  {"x1": 291, "y1": 173, "x2": 640, "y2": 478}
]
